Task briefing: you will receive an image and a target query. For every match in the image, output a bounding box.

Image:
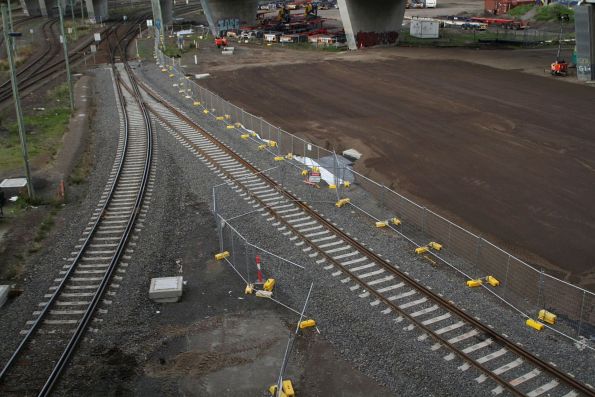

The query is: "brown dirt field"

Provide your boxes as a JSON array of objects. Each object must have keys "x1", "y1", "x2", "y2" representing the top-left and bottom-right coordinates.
[{"x1": 195, "y1": 50, "x2": 595, "y2": 287}]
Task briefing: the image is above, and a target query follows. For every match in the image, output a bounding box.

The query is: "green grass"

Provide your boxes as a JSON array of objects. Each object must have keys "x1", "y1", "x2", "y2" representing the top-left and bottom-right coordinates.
[
  {"x1": 0, "y1": 84, "x2": 71, "y2": 172},
  {"x1": 535, "y1": 4, "x2": 574, "y2": 22},
  {"x1": 509, "y1": 4, "x2": 534, "y2": 18}
]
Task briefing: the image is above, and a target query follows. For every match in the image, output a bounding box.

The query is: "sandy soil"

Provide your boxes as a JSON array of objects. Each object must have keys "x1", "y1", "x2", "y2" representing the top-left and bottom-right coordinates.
[{"x1": 173, "y1": 42, "x2": 595, "y2": 287}]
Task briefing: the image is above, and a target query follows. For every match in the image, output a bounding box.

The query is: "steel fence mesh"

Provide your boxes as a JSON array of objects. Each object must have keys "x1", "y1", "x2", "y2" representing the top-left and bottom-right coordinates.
[{"x1": 156, "y1": 44, "x2": 595, "y2": 340}]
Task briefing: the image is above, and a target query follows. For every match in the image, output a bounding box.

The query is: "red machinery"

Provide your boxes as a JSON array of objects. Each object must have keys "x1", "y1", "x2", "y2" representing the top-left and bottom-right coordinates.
[
  {"x1": 470, "y1": 17, "x2": 528, "y2": 29},
  {"x1": 214, "y1": 36, "x2": 228, "y2": 48},
  {"x1": 550, "y1": 60, "x2": 568, "y2": 76}
]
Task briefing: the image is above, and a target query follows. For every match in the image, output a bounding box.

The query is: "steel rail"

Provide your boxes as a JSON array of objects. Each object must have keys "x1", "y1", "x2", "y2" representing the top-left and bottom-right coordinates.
[
  {"x1": 0, "y1": 21, "x2": 151, "y2": 397},
  {"x1": 137, "y1": 78, "x2": 595, "y2": 397}
]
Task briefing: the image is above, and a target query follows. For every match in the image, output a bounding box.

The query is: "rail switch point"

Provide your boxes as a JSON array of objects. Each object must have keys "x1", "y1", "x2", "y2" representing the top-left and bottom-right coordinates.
[{"x1": 149, "y1": 276, "x2": 184, "y2": 303}]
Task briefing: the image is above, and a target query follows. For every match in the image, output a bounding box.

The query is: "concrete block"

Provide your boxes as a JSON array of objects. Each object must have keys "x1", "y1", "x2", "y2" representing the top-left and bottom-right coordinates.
[
  {"x1": 0, "y1": 285, "x2": 9, "y2": 308},
  {"x1": 149, "y1": 276, "x2": 183, "y2": 303}
]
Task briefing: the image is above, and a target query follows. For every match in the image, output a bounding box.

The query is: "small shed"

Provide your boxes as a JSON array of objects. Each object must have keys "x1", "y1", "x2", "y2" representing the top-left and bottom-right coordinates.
[{"x1": 410, "y1": 19, "x2": 440, "y2": 39}]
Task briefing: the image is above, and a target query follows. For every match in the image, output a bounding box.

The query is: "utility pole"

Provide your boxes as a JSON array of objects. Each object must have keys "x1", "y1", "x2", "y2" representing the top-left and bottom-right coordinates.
[
  {"x1": 58, "y1": 2, "x2": 75, "y2": 112},
  {"x1": 7, "y1": 0, "x2": 16, "y2": 53},
  {"x1": 69, "y1": 0, "x2": 78, "y2": 39},
  {"x1": 1, "y1": 5, "x2": 35, "y2": 200}
]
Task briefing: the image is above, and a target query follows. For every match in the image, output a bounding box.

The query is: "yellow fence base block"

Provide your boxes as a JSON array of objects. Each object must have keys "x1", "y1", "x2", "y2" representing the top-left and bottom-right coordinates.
[
  {"x1": 466, "y1": 279, "x2": 483, "y2": 287},
  {"x1": 391, "y1": 217, "x2": 401, "y2": 226},
  {"x1": 250, "y1": 132, "x2": 258, "y2": 137},
  {"x1": 312, "y1": 166, "x2": 320, "y2": 172},
  {"x1": 215, "y1": 116, "x2": 225, "y2": 120},
  {"x1": 268, "y1": 140, "x2": 278, "y2": 147},
  {"x1": 268, "y1": 385, "x2": 287, "y2": 397},
  {"x1": 214, "y1": 251, "x2": 230, "y2": 261},
  {"x1": 274, "y1": 156, "x2": 285, "y2": 161},
  {"x1": 328, "y1": 184, "x2": 337, "y2": 190},
  {"x1": 258, "y1": 144, "x2": 267, "y2": 151},
  {"x1": 161, "y1": 68, "x2": 167, "y2": 72},
  {"x1": 240, "y1": 134, "x2": 249, "y2": 140},
  {"x1": 263, "y1": 278, "x2": 276, "y2": 292},
  {"x1": 538, "y1": 309, "x2": 557, "y2": 324},
  {"x1": 486, "y1": 275, "x2": 500, "y2": 287},
  {"x1": 256, "y1": 290, "x2": 273, "y2": 298},
  {"x1": 415, "y1": 246, "x2": 428, "y2": 254},
  {"x1": 344, "y1": 181, "x2": 351, "y2": 188},
  {"x1": 335, "y1": 198, "x2": 351, "y2": 208},
  {"x1": 283, "y1": 380, "x2": 295, "y2": 397},
  {"x1": 225, "y1": 114, "x2": 231, "y2": 120},
  {"x1": 526, "y1": 318, "x2": 544, "y2": 331},
  {"x1": 234, "y1": 122, "x2": 242, "y2": 128},
  {"x1": 299, "y1": 319, "x2": 316, "y2": 329},
  {"x1": 245, "y1": 284, "x2": 254, "y2": 295},
  {"x1": 286, "y1": 153, "x2": 293, "y2": 160},
  {"x1": 226, "y1": 125, "x2": 235, "y2": 129},
  {"x1": 376, "y1": 221, "x2": 388, "y2": 228},
  {"x1": 429, "y1": 241, "x2": 442, "y2": 251},
  {"x1": 203, "y1": 109, "x2": 209, "y2": 114},
  {"x1": 301, "y1": 169, "x2": 308, "y2": 176},
  {"x1": 193, "y1": 101, "x2": 201, "y2": 106}
]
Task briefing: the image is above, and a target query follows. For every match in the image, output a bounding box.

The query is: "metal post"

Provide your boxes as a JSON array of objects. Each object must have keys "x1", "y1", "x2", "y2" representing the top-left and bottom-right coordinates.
[
  {"x1": 2, "y1": 5, "x2": 34, "y2": 200},
  {"x1": 503, "y1": 255, "x2": 511, "y2": 295},
  {"x1": 576, "y1": 291, "x2": 586, "y2": 337},
  {"x1": 69, "y1": 0, "x2": 77, "y2": 39},
  {"x1": 7, "y1": 0, "x2": 15, "y2": 54},
  {"x1": 58, "y1": 2, "x2": 75, "y2": 112}
]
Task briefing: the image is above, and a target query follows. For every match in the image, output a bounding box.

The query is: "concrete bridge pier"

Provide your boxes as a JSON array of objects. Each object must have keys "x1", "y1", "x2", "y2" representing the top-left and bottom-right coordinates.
[
  {"x1": 575, "y1": 3, "x2": 595, "y2": 81},
  {"x1": 337, "y1": 0, "x2": 406, "y2": 50},
  {"x1": 85, "y1": 0, "x2": 108, "y2": 23},
  {"x1": 200, "y1": 0, "x2": 259, "y2": 36},
  {"x1": 19, "y1": 0, "x2": 43, "y2": 16}
]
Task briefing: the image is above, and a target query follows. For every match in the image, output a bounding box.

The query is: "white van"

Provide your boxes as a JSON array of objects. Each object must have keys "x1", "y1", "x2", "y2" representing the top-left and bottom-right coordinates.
[{"x1": 425, "y1": 0, "x2": 437, "y2": 7}]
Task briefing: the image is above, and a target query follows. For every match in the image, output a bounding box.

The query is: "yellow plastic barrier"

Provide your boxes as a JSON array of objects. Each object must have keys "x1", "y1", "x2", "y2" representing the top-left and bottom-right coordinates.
[
  {"x1": 263, "y1": 278, "x2": 276, "y2": 291},
  {"x1": 301, "y1": 169, "x2": 308, "y2": 176},
  {"x1": 328, "y1": 184, "x2": 337, "y2": 190},
  {"x1": 193, "y1": 101, "x2": 201, "y2": 106},
  {"x1": 466, "y1": 279, "x2": 482, "y2": 287},
  {"x1": 415, "y1": 246, "x2": 428, "y2": 254},
  {"x1": 274, "y1": 156, "x2": 285, "y2": 161},
  {"x1": 268, "y1": 140, "x2": 278, "y2": 147},
  {"x1": 538, "y1": 309, "x2": 557, "y2": 324},
  {"x1": 203, "y1": 109, "x2": 209, "y2": 114},
  {"x1": 226, "y1": 125, "x2": 235, "y2": 129},
  {"x1": 268, "y1": 385, "x2": 287, "y2": 397},
  {"x1": 234, "y1": 122, "x2": 242, "y2": 128},
  {"x1": 258, "y1": 144, "x2": 267, "y2": 151},
  {"x1": 312, "y1": 166, "x2": 320, "y2": 172},
  {"x1": 283, "y1": 380, "x2": 295, "y2": 397},
  {"x1": 245, "y1": 284, "x2": 254, "y2": 295},
  {"x1": 429, "y1": 242, "x2": 442, "y2": 251},
  {"x1": 250, "y1": 132, "x2": 258, "y2": 137},
  {"x1": 526, "y1": 318, "x2": 544, "y2": 331},
  {"x1": 214, "y1": 251, "x2": 230, "y2": 260},
  {"x1": 215, "y1": 116, "x2": 225, "y2": 120},
  {"x1": 391, "y1": 217, "x2": 401, "y2": 226},
  {"x1": 240, "y1": 134, "x2": 249, "y2": 140},
  {"x1": 299, "y1": 319, "x2": 316, "y2": 329},
  {"x1": 486, "y1": 275, "x2": 500, "y2": 287},
  {"x1": 376, "y1": 221, "x2": 388, "y2": 228},
  {"x1": 344, "y1": 181, "x2": 351, "y2": 188},
  {"x1": 335, "y1": 198, "x2": 351, "y2": 208}
]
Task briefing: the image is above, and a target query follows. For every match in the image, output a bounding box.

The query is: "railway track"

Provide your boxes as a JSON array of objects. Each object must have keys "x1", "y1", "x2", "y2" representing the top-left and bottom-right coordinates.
[
  {"x1": 0, "y1": 25, "x2": 152, "y2": 396},
  {"x1": 133, "y1": 69, "x2": 595, "y2": 397}
]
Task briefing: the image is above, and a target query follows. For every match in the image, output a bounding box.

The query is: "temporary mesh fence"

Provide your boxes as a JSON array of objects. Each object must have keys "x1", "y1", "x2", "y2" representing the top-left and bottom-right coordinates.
[{"x1": 154, "y1": 38, "x2": 594, "y2": 346}]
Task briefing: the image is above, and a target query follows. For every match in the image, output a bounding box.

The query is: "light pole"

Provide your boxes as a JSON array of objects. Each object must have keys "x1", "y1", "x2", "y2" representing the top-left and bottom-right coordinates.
[
  {"x1": 58, "y1": 2, "x2": 75, "y2": 112},
  {"x1": 1, "y1": 5, "x2": 35, "y2": 200}
]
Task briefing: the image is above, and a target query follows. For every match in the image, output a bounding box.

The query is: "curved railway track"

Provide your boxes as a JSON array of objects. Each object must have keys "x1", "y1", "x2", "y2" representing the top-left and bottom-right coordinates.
[
  {"x1": 134, "y1": 71, "x2": 595, "y2": 397},
  {"x1": 0, "y1": 24, "x2": 152, "y2": 397}
]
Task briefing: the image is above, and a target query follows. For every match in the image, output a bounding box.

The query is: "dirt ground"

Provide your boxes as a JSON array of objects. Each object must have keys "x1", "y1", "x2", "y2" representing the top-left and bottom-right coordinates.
[{"x1": 172, "y1": 42, "x2": 595, "y2": 288}]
